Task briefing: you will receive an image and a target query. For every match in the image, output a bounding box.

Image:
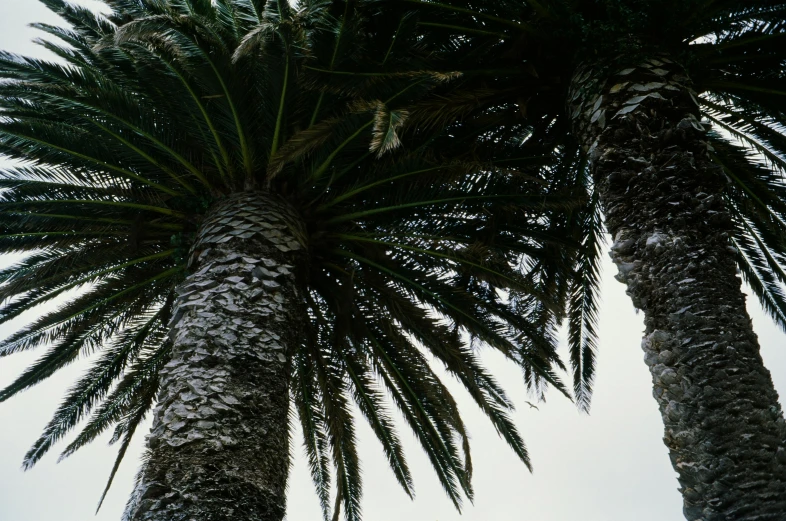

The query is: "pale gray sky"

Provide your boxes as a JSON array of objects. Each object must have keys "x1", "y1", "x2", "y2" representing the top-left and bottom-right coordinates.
[{"x1": 0, "y1": 2, "x2": 784, "y2": 521}]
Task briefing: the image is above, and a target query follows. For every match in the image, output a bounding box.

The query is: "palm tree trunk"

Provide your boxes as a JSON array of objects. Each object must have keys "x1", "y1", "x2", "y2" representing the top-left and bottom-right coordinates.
[
  {"x1": 569, "y1": 58, "x2": 786, "y2": 519},
  {"x1": 125, "y1": 192, "x2": 307, "y2": 521}
]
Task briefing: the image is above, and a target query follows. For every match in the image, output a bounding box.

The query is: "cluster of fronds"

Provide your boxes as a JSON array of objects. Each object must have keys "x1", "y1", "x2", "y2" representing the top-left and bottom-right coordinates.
[
  {"x1": 0, "y1": 1, "x2": 584, "y2": 519},
  {"x1": 364, "y1": 0, "x2": 786, "y2": 409}
]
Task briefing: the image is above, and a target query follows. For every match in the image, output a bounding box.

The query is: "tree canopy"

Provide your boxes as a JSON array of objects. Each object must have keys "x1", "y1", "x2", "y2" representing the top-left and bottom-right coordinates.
[{"x1": 362, "y1": 0, "x2": 786, "y2": 403}]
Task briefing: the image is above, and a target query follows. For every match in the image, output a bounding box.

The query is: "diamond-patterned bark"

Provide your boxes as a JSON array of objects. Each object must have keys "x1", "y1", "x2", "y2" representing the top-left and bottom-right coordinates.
[{"x1": 126, "y1": 192, "x2": 306, "y2": 521}]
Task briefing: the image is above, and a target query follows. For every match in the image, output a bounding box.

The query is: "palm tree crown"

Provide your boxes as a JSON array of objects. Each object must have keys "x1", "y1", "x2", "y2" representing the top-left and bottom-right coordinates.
[{"x1": 0, "y1": 1, "x2": 581, "y2": 519}]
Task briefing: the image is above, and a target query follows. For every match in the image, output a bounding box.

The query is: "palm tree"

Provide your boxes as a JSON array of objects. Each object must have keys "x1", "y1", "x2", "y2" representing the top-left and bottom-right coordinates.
[
  {"x1": 0, "y1": 1, "x2": 581, "y2": 520},
  {"x1": 363, "y1": 0, "x2": 786, "y2": 518}
]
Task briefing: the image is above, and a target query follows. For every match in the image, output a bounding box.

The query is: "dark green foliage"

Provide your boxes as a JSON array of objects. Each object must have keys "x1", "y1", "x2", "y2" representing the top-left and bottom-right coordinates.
[
  {"x1": 0, "y1": 1, "x2": 583, "y2": 519},
  {"x1": 364, "y1": 0, "x2": 786, "y2": 410}
]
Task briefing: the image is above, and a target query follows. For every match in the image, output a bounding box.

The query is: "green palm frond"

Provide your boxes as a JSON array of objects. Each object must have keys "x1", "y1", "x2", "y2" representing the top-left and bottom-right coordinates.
[
  {"x1": 708, "y1": 131, "x2": 786, "y2": 330},
  {"x1": 292, "y1": 347, "x2": 333, "y2": 521},
  {"x1": 566, "y1": 188, "x2": 604, "y2": 413}
]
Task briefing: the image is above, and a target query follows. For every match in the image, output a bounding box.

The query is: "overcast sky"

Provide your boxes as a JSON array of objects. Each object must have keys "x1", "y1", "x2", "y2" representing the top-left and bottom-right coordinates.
[{"x1": 1, "y1": 2, "x2": 785, "y2": 521}]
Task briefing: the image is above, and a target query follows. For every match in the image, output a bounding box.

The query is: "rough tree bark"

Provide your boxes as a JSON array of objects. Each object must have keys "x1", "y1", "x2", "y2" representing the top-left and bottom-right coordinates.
[
  {"x1": 569, "y1": 57, "x2": 786, "y2": 519},
  {"x1": 125, "y1": 192, "x2": 307, "y2": 521}
]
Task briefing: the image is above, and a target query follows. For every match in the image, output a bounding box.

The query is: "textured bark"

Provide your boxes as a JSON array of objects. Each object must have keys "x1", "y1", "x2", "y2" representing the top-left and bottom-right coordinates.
[
  {"x1": 126, "y1": 192, "x2": 307, "y2": 521},
  {"x1": 569, "y1": 58, "x2": 786, "y2": 519}
]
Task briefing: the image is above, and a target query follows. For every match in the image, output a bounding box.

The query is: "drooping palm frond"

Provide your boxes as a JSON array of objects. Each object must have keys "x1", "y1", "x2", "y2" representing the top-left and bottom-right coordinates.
[
  {"x1": 0, "y1": 2, "x2": 582, "y2": 519},
  {"x1": 708, "y1": 132, "x2": 786, "y2": 330}
]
